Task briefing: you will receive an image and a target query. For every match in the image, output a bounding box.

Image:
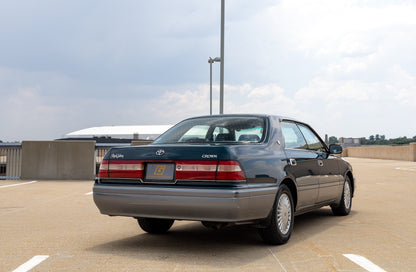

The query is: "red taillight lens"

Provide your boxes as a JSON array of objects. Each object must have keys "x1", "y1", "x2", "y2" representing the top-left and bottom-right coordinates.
[
  {"x1": 98, "y1": 160, "x2": 109, "y2": 178},
  {"x1": 216, "y1": 161, "x2": 246, "y2": 181},
  {"x1": 175, "y1": 160, "x2": 245, "y2": 182},
  {"x1": 99, "y1": 160, "x2": 144, "y2": 179},
  {"x1": 176, "y1": 161, "x2": 217, "y2": 180},
  {"x1": 99, "y1": 159, "x2": 246, "y2": 182}
]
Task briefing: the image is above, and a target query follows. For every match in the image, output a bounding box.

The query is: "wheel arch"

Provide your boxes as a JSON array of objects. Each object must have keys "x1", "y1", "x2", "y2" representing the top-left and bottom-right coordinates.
[
  {"x1": 346, "y1": 171, "x2": 355, "y2": 197},
  {"x1": 279, "y1": 178, "x2": 298, "y2": 210}
]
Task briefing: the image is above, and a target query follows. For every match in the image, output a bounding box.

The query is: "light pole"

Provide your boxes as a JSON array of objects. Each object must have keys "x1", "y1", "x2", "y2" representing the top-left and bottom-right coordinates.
[
  {"x1": 219, "y1": 0, "x2": 225, "y2": 114},
  {"x1": 208, "y1": 57, "x2": 221, "y2": 115},
  {"x1": 208, "y1": 0, "x2": 225, "y2": 115}
]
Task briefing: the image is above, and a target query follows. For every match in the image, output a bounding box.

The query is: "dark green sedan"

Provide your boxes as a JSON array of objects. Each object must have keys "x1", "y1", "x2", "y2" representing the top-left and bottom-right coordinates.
[{"x1": 93, "y1": 114, "x2": 355, "y2": 245}]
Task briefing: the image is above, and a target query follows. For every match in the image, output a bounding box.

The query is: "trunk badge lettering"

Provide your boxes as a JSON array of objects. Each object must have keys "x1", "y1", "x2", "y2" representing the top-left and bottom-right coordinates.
[
  {"x1": 202, "y1": 154, "x2": 217, "y2": 159},
  {"x1": 111, "y1": 153, "x2": 124, "y2": 159}
]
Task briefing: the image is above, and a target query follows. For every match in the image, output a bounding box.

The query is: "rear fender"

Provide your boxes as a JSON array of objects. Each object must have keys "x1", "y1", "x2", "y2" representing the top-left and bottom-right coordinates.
[{"x1": 258, "y1": 178, "x2": 298, "y2": 227}]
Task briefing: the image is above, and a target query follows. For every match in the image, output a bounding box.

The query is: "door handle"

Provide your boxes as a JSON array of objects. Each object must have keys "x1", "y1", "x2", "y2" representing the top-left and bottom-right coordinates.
[{"x1": 318, "y1": 160, "x2": 324, "y2": 167}]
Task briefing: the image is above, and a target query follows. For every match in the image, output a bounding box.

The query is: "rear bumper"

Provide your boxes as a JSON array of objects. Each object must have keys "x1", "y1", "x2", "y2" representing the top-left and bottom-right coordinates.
[{"x1": 93, "y1": 183, "x2": 277, "y2": 222}]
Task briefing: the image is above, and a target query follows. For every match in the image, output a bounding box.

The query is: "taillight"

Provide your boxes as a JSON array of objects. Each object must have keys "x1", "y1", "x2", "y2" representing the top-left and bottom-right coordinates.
[
  {"x1": 176, "y1": 161, "x2": 217, "y2": 180},
  {"x1": 99, "y1": 159, "x2": 246, "y2": 182},
  {"x1": 98, "y1": 160, "x2": 109, "y2": 178},
  {"x1": 216, "y1": 161, "x2": 246, "y2": 182},
  {"x1": 98, "y1": 160, "x2": 144, "y2": 179},
  {"x1": 176, "y1": 160, "x2": 245, "y2": 182}
]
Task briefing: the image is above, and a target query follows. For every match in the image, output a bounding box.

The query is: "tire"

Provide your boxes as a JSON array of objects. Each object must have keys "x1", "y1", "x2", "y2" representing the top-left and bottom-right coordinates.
[
  {"x1": 137, "y1": 218, "x2": 174, "y2": 234},
  {"x1": 331, "y1": 176, "x2": 352, "y2": 216},
  {"x1": 259, "y1": 184, "x2": 294, "y2": 245}
]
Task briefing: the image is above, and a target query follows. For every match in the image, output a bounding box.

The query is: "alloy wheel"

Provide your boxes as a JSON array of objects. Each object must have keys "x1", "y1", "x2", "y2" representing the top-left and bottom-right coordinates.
[
  {"x1": 277, "y1": 193, "x2": 292, "y2": 235},
  {"x1": 343, "y1": 180, "x2": 351, "y2": 209}
]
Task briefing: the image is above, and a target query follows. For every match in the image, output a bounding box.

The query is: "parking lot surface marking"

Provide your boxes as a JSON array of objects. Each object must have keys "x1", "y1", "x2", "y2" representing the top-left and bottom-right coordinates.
[
  {"x1": 395, "y1": 167, "x2": 416, "y2": 172},
  {"x1": 344, "y1": 254, "x2": 387, "y2": 272},
  {"x1": 267, "y1": 248, "x2": 287, "y2": 272},
  {"x1": 85, "y1": 192, "x2": 93, "y2": 195},
  {"x1": 1, "y1": 159, "x2": 415, "y2": 271},
  {"x1": 12, "y1": 255, "x2": 49, "y2": 272},
  {"x1": 0, "y1": 181, "x2": 37, "y2": 189}
]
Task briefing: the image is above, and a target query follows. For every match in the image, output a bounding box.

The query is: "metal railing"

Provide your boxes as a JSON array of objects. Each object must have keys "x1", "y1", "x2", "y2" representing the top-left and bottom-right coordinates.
[{"x1": 0, "y1": 144, "x2": 22, "y2": 180}]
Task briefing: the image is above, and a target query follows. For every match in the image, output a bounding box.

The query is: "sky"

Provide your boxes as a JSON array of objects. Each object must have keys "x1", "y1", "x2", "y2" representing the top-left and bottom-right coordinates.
[{"x1": 1, "y1": 0, "x2": 416, "y2": 142}]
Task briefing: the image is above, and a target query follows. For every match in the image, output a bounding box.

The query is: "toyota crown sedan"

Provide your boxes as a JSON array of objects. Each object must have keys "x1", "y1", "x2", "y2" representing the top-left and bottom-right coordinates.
[{"x1": 93, "y1": 114, "x2": 354, "y2": 244}]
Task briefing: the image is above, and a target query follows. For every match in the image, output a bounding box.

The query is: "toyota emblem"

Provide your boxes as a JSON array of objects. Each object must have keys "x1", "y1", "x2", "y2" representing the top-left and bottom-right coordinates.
[{"x1": 156, "y1": 149, "x2": 165, "y2": 156}]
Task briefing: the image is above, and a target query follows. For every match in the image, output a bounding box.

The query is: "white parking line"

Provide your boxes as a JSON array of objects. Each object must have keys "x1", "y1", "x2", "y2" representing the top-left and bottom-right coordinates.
[
  {"x1": 85, "y1": 192, "x2": 93, "y2": 195},
  {"x1": 344, "y1": 254, "x2": 387, "y2": 272},
  {"x1": 395, "y1": 167, "x2": 416, "y2": 172},
  {"x1": 0, "y1": 181, "x2": 37, "y2": 189},
  {"x1": 12, "y1": 255, "x2": 49, "y2": 272},
  {"x1": 268, "y1": 248, "x2": 287, "y2": 272}
]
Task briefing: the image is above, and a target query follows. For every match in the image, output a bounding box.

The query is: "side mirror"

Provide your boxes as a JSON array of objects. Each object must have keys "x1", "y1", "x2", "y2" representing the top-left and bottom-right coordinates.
[{"x1": 329, "y1": 144, "x2": 343, "y2": 154}]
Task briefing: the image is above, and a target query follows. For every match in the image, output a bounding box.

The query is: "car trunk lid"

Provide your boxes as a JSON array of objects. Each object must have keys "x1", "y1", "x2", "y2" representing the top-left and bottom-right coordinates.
[{"x1": 98, "y1": 145, "x2": 245, "y2": 183}]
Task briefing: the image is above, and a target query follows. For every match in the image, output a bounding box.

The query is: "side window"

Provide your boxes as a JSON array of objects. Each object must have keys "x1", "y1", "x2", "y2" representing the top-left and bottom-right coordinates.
[
  {"x1": 298, "y1": 124, "x2": 325, "y2": 152},
  {"x1": 281, "y1": 122, "x2": 308, "y2": 149}
]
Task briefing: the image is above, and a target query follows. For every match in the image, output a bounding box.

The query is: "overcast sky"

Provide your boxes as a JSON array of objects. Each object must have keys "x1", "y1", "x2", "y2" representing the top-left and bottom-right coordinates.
[{"x1": 1, "y1": 0, "x2": 415, "y2": 141}]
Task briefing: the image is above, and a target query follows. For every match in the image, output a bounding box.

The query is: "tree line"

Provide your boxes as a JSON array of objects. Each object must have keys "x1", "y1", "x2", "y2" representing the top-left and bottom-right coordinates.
[{"x1": 329, "y1": 135, "x2": 416, "y2": 145}]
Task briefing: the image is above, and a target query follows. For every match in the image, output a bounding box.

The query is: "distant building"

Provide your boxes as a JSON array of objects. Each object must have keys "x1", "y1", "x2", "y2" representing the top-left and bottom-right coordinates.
[
  {"x1": 339, "y1": 137, "x2": 361, "y2": 148},
  {"x1": 62, "y1": 125, "x2": 173, "y2": 142}
]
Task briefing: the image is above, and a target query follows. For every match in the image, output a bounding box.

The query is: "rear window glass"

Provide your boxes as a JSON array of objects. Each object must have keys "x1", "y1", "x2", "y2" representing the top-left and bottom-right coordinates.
[{"x1": 153, "y1": 117, "x2": 266, "y2": 144}]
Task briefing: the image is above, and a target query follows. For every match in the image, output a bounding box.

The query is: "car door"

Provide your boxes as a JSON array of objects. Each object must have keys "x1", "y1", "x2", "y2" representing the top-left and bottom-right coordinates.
[
  {"x1": 297, "y1": 124, "x2": 341, "y2": 203},
  {"x1": 281, "y1": 121, "x2": 320, "y2": 209}
]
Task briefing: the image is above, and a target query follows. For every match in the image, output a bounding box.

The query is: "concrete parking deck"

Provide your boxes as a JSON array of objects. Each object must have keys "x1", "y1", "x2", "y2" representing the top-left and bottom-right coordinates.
[{"x1": 1, "y1": 158, "x2": 415, "y2": 271}]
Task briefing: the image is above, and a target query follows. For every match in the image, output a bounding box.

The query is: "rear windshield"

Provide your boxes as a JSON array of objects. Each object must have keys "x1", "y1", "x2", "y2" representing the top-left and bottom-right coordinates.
[{"x1": 152, "y1": 116, "x2": 266, "y2": 144}]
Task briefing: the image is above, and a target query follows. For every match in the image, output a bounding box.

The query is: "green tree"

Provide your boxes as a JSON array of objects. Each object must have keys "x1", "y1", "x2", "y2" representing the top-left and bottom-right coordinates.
[
  {"x1": 360, "y1": 135, "x2": 416, "y2": 145},
  {"x1": 360, "y1": 137, "x2": 368, "y2": 145},
  {"x1": 329, "y1": 136, "x2": 338, "y2": 145}
]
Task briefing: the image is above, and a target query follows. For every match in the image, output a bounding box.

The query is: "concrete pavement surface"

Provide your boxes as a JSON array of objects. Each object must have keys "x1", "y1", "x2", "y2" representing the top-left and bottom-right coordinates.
[{"x1": 1, "y1": 158, "x2": 415, "y2": 271}]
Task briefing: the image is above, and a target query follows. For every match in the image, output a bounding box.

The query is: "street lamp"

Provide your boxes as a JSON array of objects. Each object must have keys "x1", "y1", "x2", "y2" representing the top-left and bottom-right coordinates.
[
  {"x1": 208, "y1": 57, "x2": 221, "y2": 115},
  {"x1": 219, "y1": 0, "x2": 225, "y2": 114},
  {"x1": 208, "y1": 0, "x2": 225, "y2": 115}
]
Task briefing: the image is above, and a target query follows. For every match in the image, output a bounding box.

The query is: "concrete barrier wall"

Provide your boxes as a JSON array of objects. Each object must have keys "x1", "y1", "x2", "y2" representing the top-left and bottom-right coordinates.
[
  {"x1": 345, "y1": 143, "x2": 416, "y2": 162},
  {"x1": 16, "y1": 140, "x2": 416, "y2": 180},
  {"x1": 21, "y1": 141, "x2": 96, "y2": 180}
]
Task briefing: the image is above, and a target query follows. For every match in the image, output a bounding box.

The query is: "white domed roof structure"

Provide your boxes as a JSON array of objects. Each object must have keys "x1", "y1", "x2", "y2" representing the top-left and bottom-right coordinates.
[{"x1": 65, "y1": 125, "x2": 172, "y2": 140}]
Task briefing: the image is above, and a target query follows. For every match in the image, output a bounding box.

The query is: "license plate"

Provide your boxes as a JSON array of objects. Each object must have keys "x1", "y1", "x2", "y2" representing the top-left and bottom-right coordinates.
[{"x1": 145, "y1": 163, "x2": 175, "y2": 181}]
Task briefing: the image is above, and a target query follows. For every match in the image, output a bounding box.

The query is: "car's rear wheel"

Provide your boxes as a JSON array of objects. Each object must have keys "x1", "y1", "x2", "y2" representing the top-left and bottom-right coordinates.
[
  {"x1": 331, "y1": 176, "x2": 352, "y2": 216},
  {"x1": 259, "y1": 184, "x2": 294, "y2": 245},
  {"x1": 137, "y1": 218, "x2": 174, "y2": 234}
]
